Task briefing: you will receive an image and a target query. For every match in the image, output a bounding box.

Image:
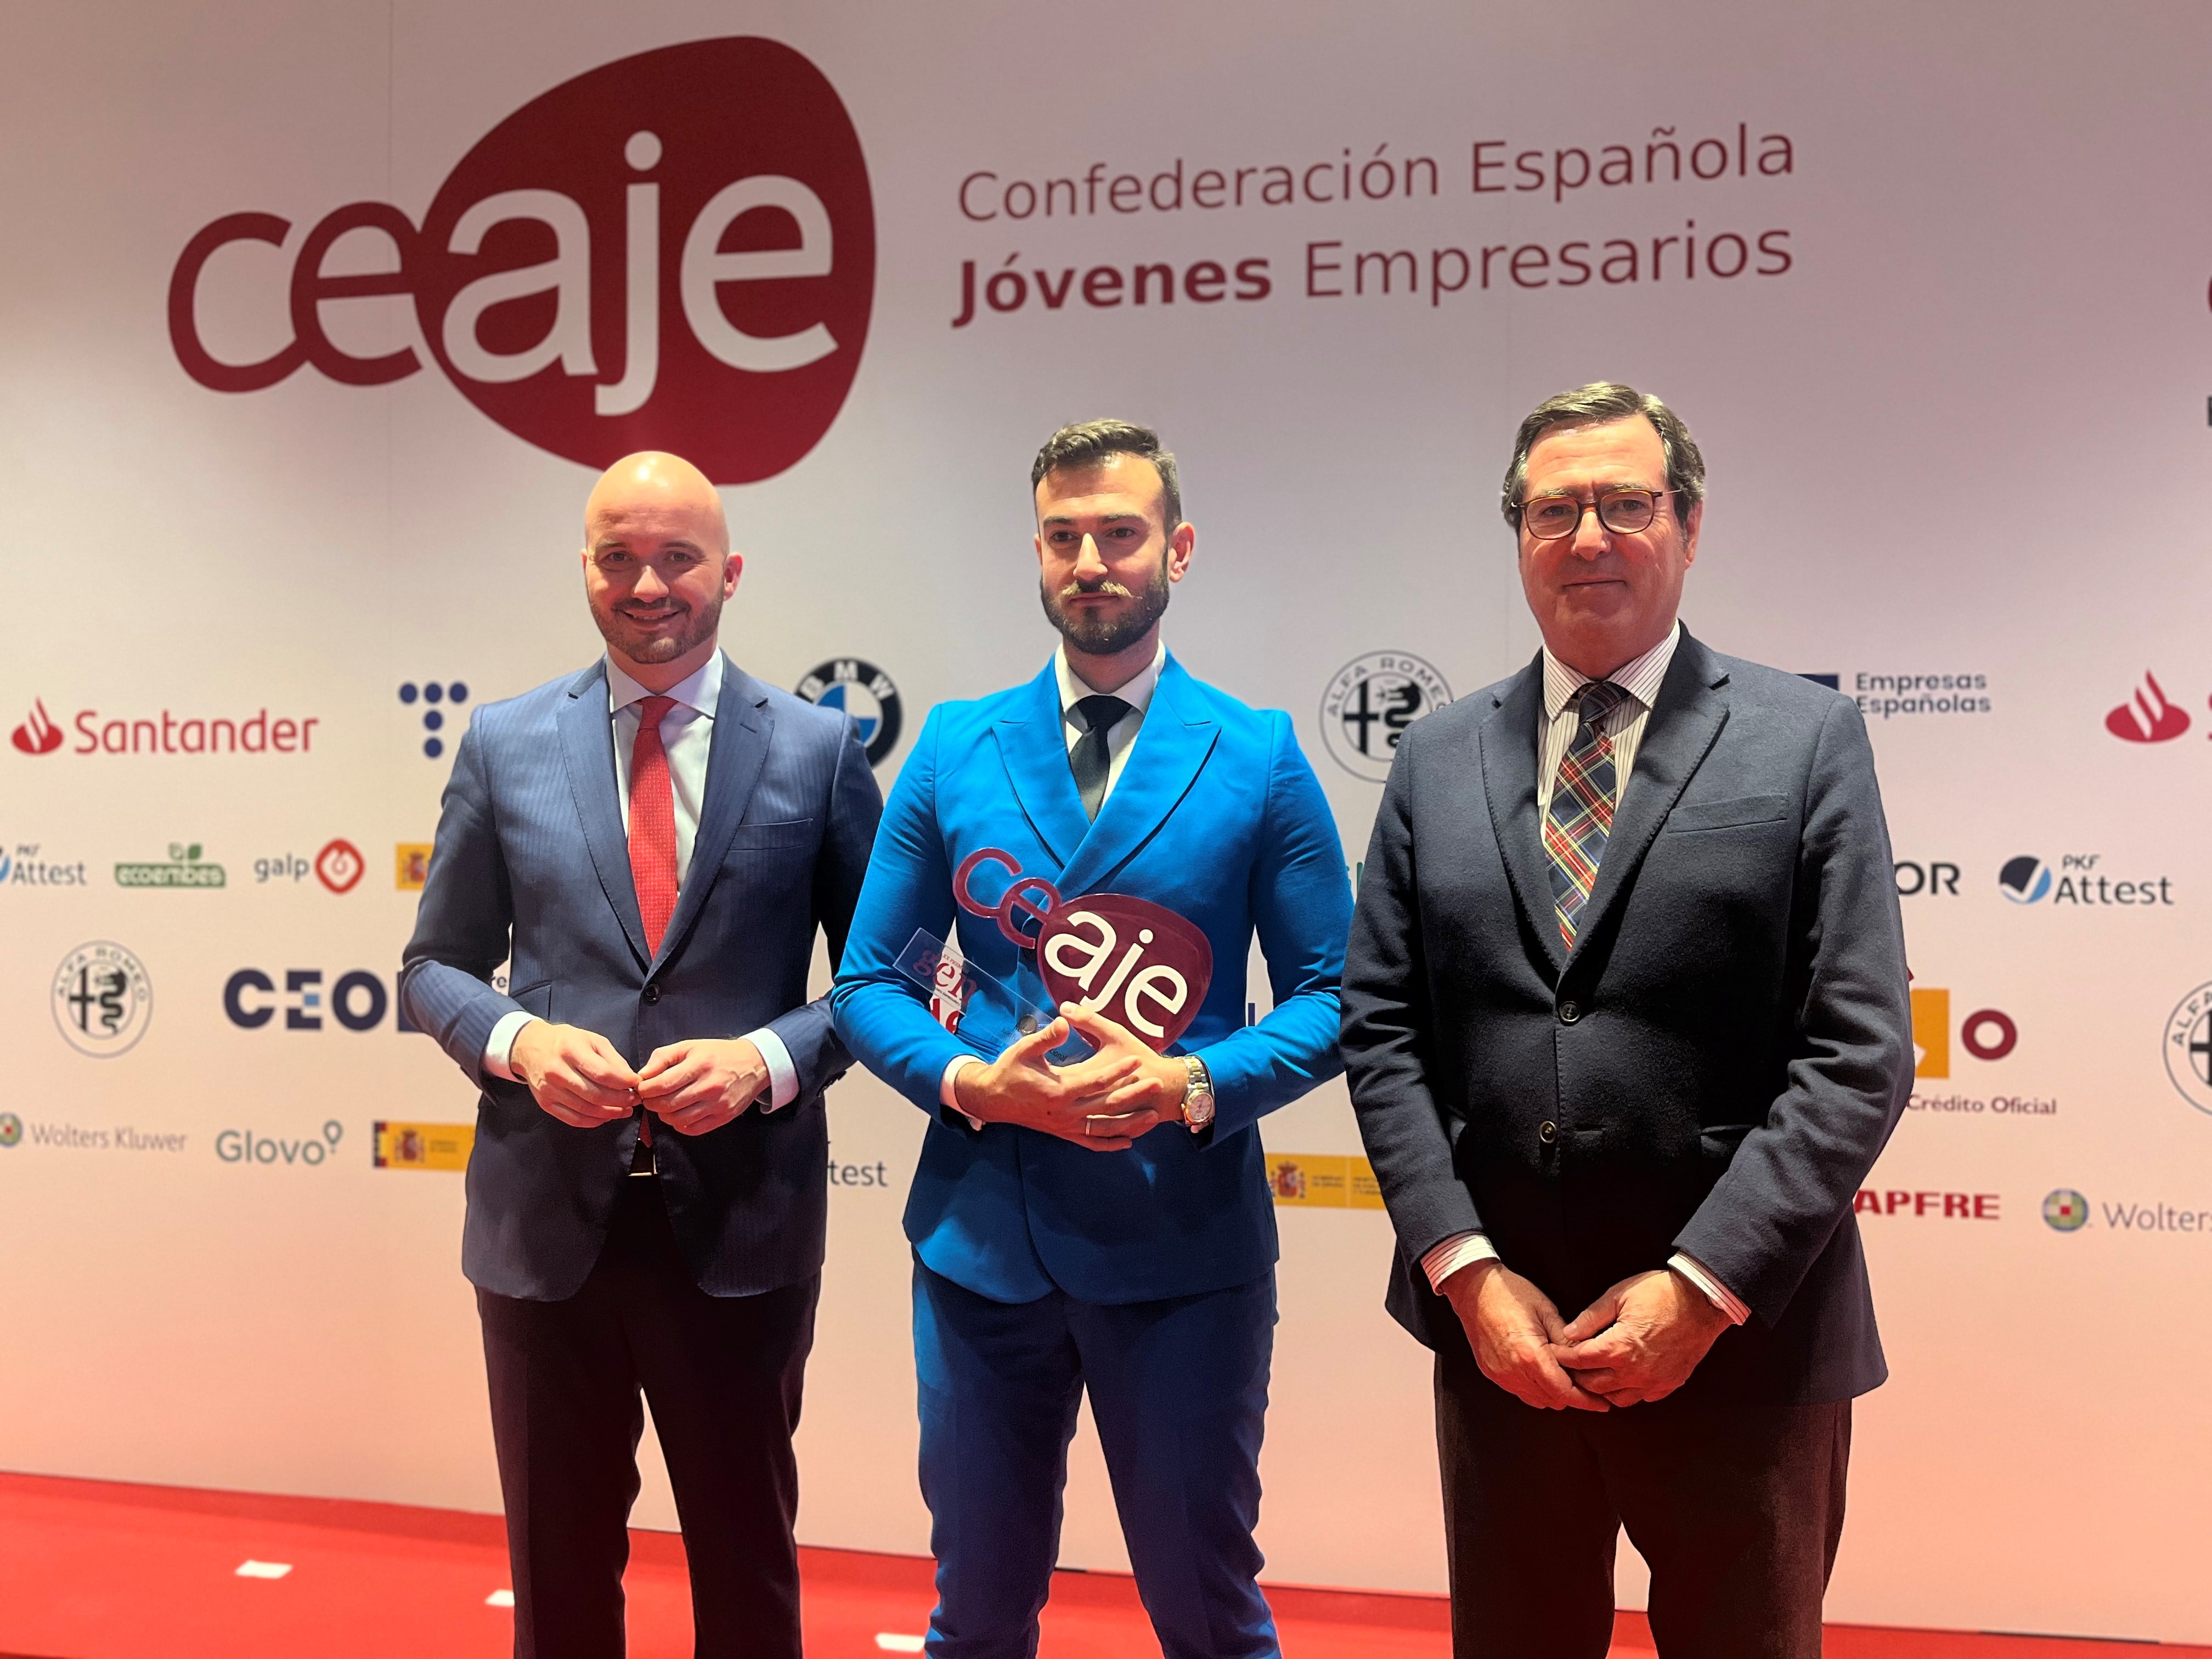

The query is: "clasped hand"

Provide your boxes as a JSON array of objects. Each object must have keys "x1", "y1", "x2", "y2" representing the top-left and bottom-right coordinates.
[
  {"x1": 952, "y1": 1002, "x2": 1189, "y2": 1151},
  {"x1": 510, "y1": 1022, "x2": 769, "y2": 1136},
  {"x1": 1446, "y1": 1263, "x2": 1733, "y2": 1413}
]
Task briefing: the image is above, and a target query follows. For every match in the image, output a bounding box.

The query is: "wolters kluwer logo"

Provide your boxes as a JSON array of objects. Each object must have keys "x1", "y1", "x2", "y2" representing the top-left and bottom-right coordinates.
[
  {"x1": 51, "y1": 941, "x2": 153, "y2": 1058},
  {"x1": 2164, "y1": 983, "x2": 2212, "y2": 1115},
  {"x1": 1321, "y1": 652, "x2": 1452, "y2": 783},
  {"x1": 797, "y1": 659, "x2": 901, "y2": 767},
  {"x1": 2043, "y1": 1189, "x2": 2090, "y2": 1231}
]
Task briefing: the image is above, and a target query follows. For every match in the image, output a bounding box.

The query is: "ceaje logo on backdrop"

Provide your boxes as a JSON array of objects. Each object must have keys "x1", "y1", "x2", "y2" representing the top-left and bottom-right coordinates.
[{"x1": 168, "y1": 38, "x2": 876, "y2": 484}]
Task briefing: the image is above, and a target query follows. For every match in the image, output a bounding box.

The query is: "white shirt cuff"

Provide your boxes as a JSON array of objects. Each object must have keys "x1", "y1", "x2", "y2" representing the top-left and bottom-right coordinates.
[
  {"x1": 483, "y1": 1011, "x2": 540, "y2": 1081},
  {"x1": 1420, "y1": 1231, "x2": 1500, "y2": 1292},
  {"x1": 940, "y1": 1054, "x2": 986, "y2": 1131},
  {"x1": 1668, "y1": 1250, "x2": 1751, "y2": 1325},
  {"x1": 745, "y1": 1028, "x2": 798, "y2": 1111}
]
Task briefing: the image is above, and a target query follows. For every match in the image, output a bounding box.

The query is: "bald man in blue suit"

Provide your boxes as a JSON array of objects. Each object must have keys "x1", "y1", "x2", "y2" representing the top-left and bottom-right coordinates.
[{"x1": 832, "y1": 420, "x2": 1352, "y2": 1659}]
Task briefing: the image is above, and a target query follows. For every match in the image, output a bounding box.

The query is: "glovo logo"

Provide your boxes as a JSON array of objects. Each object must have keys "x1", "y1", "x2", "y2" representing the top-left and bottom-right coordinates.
[{"x1": 168, "y1": 38, "x2": 875, "y2": 483}]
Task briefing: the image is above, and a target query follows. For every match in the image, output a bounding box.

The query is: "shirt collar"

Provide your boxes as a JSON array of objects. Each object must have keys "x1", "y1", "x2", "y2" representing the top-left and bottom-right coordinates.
[
  {"x1": 606, "y1": 650, "x2": 723, "y2": 720},
  {"x1": 1542, "y1": 619, "x2": 1681, "y2": 720},
  {"x1": 1054, "y1": 637, "x2": 1165, "y2": 724}
]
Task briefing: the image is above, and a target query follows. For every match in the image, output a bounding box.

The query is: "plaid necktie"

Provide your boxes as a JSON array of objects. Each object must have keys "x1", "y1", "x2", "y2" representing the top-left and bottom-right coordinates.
[{"x1": 1545, "y1": 680, "x2": 1630, "y2": 947}]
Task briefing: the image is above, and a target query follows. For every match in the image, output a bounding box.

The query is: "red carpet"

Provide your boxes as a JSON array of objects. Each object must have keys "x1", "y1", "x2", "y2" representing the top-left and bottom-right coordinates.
[{"x1": 0, "y1": 1472, "x2": 2197, "y2": 1658}]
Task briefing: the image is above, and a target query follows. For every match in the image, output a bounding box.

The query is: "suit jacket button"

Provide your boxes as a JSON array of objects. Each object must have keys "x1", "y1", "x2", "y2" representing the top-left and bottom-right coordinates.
[
  {"x1": 1538, "y1": 1120, "x2": 1559, "y2": 1145},
  {"x1": 642, "y1": 982, "x2": 662, "y2": 1005},
  {"x1": 1558, "y1": 1000, "x2": 1581, "y2": 1024}
]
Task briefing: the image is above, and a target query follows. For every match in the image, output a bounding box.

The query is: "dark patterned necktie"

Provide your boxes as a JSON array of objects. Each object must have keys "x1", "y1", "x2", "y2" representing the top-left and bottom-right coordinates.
[
  {"x1": 1069, "y1": 694, "x2": 1131, "y2": 820},
  {"x1": 1545, "y1": 681, "x2": 1629, "y2": 946}
]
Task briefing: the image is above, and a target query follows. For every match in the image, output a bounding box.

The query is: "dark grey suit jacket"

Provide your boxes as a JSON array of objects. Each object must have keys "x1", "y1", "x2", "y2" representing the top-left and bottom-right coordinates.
[
  {"x1": 1341, "y1": 628, "x2": 1911, "y2": 1402},
  {"x1": 399, "y1": 656, "x2": 882, "y2": 1302}
]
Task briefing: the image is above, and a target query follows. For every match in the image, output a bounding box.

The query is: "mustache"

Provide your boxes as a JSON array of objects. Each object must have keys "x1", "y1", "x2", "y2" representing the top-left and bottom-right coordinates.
[{"x1": 1057, "y1": 579, "x2": 1137, "y2": 600}]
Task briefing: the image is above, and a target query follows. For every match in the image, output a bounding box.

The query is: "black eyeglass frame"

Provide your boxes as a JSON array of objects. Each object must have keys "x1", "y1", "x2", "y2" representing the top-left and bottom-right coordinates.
[{"x1": 1513, "y1": 487, "x2": 1681, "y2": 539}]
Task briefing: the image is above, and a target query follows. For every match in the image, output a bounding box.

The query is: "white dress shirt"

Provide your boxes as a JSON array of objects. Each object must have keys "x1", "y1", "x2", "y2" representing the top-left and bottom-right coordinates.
[
  {"x1": 481, "y1": 651, "x2": 800, "y2": 1110},
  {"x1": 937, "y1": 640, "x2": 1167, "y2": 1113},
  {"x1": 1419, "y1": 622, "x2": 1748, "y2": 1325}
]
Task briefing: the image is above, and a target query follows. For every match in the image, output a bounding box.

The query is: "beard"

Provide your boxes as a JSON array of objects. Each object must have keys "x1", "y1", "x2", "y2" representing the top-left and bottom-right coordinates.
[
  {"x1": 1039, "y1": 560, "x2": 1172, "y2": 656},
  {"x1": 589, "y1": 585, "x2": 724, "y2": 666}
]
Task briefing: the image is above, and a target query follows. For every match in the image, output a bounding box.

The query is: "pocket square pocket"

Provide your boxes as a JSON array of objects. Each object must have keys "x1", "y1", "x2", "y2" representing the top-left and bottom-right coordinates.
[
  {"x1": 1663, "y1": 794, "x2": 1790, "y2": 834},
  {"x1": 729, "y1": 818, "x2": 820, "y2": 849}
]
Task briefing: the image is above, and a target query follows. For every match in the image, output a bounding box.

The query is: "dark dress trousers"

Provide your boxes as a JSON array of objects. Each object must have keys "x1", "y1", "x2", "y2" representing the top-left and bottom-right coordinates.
[
  {"x1": 400, "y1": 656, "x2": 882, "y2": 1659},
  {"x1": 1341, "y1": 629, "x2": 1912, "y2": 1657}
]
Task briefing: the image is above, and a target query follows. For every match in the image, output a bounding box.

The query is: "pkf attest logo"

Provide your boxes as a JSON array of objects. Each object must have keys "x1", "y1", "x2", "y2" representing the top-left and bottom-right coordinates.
[
  {"x1": 796, "y1": 658, "x2": 901, "y2": 766},
  {"x1": 169, "y1": 38, "x2": 874, "y2": 483}
]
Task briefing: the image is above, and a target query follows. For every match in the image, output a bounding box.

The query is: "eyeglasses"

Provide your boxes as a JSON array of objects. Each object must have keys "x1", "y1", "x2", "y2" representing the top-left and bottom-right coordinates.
[{"x1": 1516, "y1": 488, "x2": 1676, "y2": 540}]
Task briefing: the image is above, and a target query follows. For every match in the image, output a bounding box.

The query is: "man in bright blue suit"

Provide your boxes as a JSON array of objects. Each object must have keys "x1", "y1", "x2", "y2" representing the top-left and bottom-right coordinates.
[{"x1": 832, "y1": 420, "x2": 1351, "y2": 1659}]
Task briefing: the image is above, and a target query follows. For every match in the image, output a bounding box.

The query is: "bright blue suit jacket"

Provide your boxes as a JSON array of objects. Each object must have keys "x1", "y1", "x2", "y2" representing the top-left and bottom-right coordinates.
[{"x1": 831, "y1": 654, "x2": 1352, "y2": 1306}]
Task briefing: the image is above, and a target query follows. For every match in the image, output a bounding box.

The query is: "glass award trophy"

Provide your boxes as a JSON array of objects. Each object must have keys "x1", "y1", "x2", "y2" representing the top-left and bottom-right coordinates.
[{"x1": 898, "y1": 847, "x2": 1216, "y2": 1064}]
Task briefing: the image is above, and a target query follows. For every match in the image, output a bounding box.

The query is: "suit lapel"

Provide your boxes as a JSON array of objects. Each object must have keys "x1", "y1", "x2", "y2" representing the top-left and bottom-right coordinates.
[
  {"x1": 1478, "y1": 656, "x2": 1568, "y2": 980},
  {"x1": 1057, "y1": 654, "x2": 1219, "y2": 898},
  {"x1": 556, "y1": 662, "x2": 649, "y2": 969},
  {"x1": 655, "y1": 654, "x2": 771, "y2": 972},
  {"x1": 1564, "y1": 630, "x2": 1729, "y2": 969},
  {"x1": 990, "y1": 662, "x2": 1090, "y2": 867}
]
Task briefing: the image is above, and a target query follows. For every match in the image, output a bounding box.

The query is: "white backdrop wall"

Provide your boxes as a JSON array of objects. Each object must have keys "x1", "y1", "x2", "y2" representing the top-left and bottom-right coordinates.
[{"x1": 4, "y1": 1, "x2": 2211, "y2": 1643}]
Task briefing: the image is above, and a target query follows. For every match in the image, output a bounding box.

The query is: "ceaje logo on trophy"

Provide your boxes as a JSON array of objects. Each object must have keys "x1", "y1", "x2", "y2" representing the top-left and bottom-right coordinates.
[{"x1": 830, "y1": 420, "x2": 1353, "y2": 1659}]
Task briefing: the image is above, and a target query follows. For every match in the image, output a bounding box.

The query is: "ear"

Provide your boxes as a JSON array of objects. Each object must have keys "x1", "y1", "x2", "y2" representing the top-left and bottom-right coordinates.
[
  {"x1": 1679, "y1": 499, "x2": 1702, "y2": 565},
  {"x1": 1166, "y1": 520, "x2": 1195, "y2": 583},
  {"x1": 722, "y1": 550, "x2": 744, "y2": 597}
]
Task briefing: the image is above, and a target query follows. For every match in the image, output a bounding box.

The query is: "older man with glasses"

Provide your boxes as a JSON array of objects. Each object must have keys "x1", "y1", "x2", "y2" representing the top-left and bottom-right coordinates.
[{"x1": 1341, "y1": 383, "x2": 1914, "y2": 1657}]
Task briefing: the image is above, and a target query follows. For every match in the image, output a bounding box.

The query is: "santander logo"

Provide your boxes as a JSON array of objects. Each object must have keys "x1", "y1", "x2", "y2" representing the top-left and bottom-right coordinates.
[
  {"x1": 12, "y1": 699, "x2": 63, "y2": 755},
  {"x1": 2106, "y1": 672, "x2": 2191, "y2": 743},
  {"x1": 168, "y1": 38, "x2": 874, "y2": 483}
]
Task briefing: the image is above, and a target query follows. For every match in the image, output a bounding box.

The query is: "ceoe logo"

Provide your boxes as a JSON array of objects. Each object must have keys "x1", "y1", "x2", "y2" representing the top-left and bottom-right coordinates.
[{"x1": 169, "y1": 38, "x2": 875, "y2": 484}]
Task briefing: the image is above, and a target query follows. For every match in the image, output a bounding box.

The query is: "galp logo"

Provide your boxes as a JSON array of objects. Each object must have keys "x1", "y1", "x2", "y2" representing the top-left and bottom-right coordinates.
[{"x1": 168, "y1": 38, "x2": 874, "y2": 483}]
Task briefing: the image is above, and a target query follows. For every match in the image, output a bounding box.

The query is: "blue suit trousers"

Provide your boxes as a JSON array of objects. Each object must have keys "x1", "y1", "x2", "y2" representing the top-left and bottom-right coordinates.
[{"x1": 912, "y1": 1260, "x2": 1280, "y2": 1659}]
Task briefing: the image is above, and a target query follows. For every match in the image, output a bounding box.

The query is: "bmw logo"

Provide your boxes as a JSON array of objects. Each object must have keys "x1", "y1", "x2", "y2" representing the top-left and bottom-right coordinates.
[
  {"x1": 796, "y1": 658, "x2": 902, "y2": 768},
  {"x1": 1997, "y1": 855, "x2": 2051, "y2": 904}
]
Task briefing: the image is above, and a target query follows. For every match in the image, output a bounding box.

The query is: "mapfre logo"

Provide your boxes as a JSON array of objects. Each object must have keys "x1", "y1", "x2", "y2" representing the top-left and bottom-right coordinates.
[{"x1": 169, "y1": 38, "x2": 874, "y2": 484}]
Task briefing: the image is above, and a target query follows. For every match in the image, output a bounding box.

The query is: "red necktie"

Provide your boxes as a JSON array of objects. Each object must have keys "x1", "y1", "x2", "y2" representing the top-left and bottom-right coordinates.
[
  {"x1": 628, "y1": 695, "x2": 681, "y2": 956},
  {"x1": 628, "y1": 696, "x2": 679, "y2": 1153}
]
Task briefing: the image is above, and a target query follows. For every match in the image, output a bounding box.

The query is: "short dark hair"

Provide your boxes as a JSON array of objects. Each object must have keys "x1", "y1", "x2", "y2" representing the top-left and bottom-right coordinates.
[
  {"x1": 1031, "y1": 419, "x2": 1183, "y2": 531},
  {"x1": 1500, "y1": 382, "x2": 1706, "y2": 528}
]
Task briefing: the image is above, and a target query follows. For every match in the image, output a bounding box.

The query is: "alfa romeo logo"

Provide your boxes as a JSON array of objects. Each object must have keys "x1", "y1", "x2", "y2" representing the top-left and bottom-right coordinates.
[
  {"x1": 2163, "y1": 982, "x2": 2212, "y2": 1115},
  {"x1": 51, "y1": 941, "x2": 154, "y2": 1058},
  {"x1": 1320, "y1": 651, "x2": 1452, "y2": 782}
]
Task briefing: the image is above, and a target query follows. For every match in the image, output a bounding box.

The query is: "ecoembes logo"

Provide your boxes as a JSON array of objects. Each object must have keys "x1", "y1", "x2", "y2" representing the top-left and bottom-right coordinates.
[{"x1": 168, "y1": 38, "x2": 875, "y2": 483}]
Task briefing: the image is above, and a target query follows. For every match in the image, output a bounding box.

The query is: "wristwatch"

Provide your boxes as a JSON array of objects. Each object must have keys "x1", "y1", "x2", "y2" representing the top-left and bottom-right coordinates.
[{"x1": 1179, "y1": 1056, "x2": 1216, "y2": 1132}]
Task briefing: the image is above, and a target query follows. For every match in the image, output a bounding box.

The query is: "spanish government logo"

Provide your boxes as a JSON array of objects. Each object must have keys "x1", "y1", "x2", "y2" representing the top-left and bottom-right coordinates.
[
  {"x1": 1320, "y1": 652, "x2": 1452, "y2": 783},
  {"x1": 2163, "y1": 983, "x2": 2212, "y2": 1115},
  {"x1": 2042, "y1": 1189, "x2": 2090, "y2": 1232},
  {"x1": 51, "y1": 941, "x2": 154, "y2": 1058},
  {"x1": 796, "y1": 658, "x2": 902, "y2": 767}
]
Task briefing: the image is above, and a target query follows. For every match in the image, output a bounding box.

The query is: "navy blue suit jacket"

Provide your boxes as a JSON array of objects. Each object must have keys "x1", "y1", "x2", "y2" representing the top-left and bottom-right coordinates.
[
  {"x1": 399, "y1": 656, "x2": 882, "y2": 1301},
  {"x1": 831, "y1": 655, "x2": 1352, "y2": 1306},
  {"x1": 1342, "y1": 630, "x2": 1912, "y2": 1402}
]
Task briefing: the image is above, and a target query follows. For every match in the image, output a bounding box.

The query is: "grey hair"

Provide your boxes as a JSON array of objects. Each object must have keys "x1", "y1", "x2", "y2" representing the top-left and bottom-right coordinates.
[
  {"x1": 1031, "y1": 419, "x2": 1182, "y2": 531},
  {"x1": 1499, "y1": 382, "x2": 1705, "y2": 528}
]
